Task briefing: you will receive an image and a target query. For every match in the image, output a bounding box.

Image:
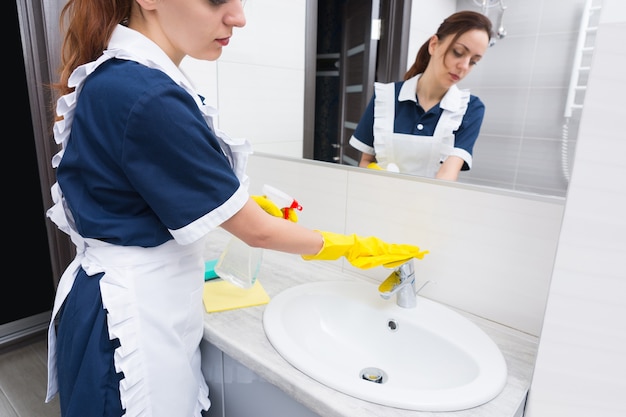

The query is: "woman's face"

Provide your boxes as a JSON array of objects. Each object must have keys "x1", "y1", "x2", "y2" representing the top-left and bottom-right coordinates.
[
  {"x1": 136, "y1": 0, "x2": 246, "y2": 64},
  {"x1": 428, "y1": 29, "x2": 489, "y2": 88}
]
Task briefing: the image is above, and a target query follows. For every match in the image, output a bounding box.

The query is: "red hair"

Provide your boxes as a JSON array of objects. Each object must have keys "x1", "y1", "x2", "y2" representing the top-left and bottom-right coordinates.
[{"x1": 53, "y1": 0, "x2": 131, "y2": 97}]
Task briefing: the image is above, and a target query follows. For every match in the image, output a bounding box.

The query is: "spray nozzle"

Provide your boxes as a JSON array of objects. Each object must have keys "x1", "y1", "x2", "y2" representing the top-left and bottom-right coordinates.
[{"x1": 262, "y1": 184, "x2": 303, "y2": 220}]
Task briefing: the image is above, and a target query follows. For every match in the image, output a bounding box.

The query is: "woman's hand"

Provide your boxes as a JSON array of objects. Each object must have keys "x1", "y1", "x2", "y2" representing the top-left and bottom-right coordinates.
[{"x1": 436, "y1": 156, "x2": 464, "y2": 181}]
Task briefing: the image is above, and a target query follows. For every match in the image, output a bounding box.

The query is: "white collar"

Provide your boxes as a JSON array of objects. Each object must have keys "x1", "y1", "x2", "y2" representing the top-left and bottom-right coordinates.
[
  {"x1": 398, "y1": 74, "x2": 465, "y2": 111},
  {"x1": 54, "y1": 24, "x2": 251, "y2": 189},
  {"x1": 55, "y1": 25, "x2": 207, "y2": 167}
]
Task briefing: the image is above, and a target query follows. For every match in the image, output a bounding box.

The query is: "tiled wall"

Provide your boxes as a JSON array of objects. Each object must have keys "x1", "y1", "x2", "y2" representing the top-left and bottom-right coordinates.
[
  {"x1": 180, "y1": 0, "x2": 305, "y2": 159},
  {"x1": 245, "y1": 154, "x2": 564, "y2": 337},
  {"x1": 525, "y1": 0, "x2": 626, "y2": 415},
  {"x1": 452, "y1": 0, "x2": 601, "y2": 197}
]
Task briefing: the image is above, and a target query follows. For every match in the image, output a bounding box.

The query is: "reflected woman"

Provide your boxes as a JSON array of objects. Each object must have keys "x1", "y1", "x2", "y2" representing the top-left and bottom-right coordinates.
[{"x1": 349, "y1": 10, "x2": 492, "y2": 181}]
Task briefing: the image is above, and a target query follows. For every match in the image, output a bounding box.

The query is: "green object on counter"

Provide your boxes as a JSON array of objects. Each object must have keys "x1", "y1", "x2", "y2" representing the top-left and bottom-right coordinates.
[{"x1": 205, "y1": 259, "x2": 219, "y2": 281}]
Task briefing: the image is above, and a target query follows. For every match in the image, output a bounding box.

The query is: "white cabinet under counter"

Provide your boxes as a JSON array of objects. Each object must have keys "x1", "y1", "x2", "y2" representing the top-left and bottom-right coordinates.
[
  {"x1": 201, "y1": 341, "x2": 321, "y2": 417},
  {"x1": 201, "y1": 229, "x2": 537, "y2": 417}
]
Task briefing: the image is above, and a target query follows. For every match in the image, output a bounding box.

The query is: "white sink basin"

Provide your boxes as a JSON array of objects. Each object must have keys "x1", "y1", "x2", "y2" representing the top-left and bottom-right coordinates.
[{"x1": 263, "y1": 280, "x2": 507, "y2": 412}]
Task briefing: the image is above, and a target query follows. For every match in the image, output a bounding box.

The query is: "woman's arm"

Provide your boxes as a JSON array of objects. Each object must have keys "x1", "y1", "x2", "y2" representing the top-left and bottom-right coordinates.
[
  {"x1": 222, "y1": 197, "x2": 427, "y2": 269},
  {"x1": 220, "y1": 198, "x2": 323, "y2": 255},
  {"x1": 358, "y1": 152, "x2": 377, "y2": 168},
  {"x1": 436, "y1": 156, "x2": 465, "y2": 181}
]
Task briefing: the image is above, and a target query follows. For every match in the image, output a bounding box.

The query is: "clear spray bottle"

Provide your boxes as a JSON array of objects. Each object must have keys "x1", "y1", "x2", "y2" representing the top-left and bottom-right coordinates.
[{"x1": 214, "y1": 184, "x2": 302, "y2": 289}]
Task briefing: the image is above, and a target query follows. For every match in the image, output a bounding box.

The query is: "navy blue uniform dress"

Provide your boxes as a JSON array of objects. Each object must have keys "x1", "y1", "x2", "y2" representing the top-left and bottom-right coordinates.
[{"x1": 55, "y1": 58, "x2": 241, "y2": 416}]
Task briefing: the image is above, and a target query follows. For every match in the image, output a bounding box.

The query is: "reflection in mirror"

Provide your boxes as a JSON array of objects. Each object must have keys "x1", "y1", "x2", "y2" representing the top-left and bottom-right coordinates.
[
  {"x1": 181, "y1": 0, "x2": 601, "y2": 198},
  {"x1": 451, "y1": 0, "x2": 601, "y2": 197}
]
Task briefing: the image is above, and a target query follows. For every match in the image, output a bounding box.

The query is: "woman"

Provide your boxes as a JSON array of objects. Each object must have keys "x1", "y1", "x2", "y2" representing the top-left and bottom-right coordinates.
[
  {"x1": 349, "y1": 10, "x2": 492, "y2": 181},
  {"x1": 44, "y1": 1, "x2": 427, "y2": 416}
]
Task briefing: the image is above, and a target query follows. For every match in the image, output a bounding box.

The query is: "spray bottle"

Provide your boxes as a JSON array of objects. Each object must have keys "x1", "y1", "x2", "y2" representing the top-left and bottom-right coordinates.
[
  {"x1": 214, "y1": 185, "x2": 302, "y2": 289},
  {"x1": 262, "y1": 184, "x2": 303, "y2": 220}
]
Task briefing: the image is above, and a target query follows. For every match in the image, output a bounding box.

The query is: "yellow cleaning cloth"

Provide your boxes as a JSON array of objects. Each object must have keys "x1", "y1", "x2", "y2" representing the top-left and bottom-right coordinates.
[
  {"x1": 302, "y1": 231, "x2": 429, "y2": 269},
  {"x1": 366, "y1": 162, "x2": 383, "y2": 170},
  {"x1": 203, "y1": 279, "x2": 270, "y2": 313}
]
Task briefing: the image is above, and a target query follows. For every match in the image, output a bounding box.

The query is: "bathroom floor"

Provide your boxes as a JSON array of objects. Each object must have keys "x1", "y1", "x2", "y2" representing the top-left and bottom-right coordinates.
[{"x1": 0, "y1": 331, "x2": 61, "y2": 417}]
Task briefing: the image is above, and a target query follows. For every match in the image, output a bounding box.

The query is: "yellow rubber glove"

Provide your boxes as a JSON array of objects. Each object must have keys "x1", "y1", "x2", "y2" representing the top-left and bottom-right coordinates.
[
  {"x1": 366, "y1": 162, "x2": 383, "y2": 170},
  {"x1": 281, "y1": 207, "x2": 299, "y2": 222},
  {"x1": 251, "y1": 195, "x2": 298, "y2": 222},
  {"x1": 302, "y1": 231, "x2": 428, "y2": 269}
]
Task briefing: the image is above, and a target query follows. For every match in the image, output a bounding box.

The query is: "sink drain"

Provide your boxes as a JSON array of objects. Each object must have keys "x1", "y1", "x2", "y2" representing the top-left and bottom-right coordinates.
[
  {"x1": 387, "y1": 318, "x2": 399, "y2": 331},
  {"x1": 360, "y1": 367, "x2": 387, "y2": 384}
]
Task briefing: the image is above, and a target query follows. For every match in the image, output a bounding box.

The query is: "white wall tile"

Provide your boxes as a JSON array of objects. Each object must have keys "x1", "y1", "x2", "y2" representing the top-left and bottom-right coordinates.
[
  {"x1": 183, "y1": 0, "x2": 306, "y2": 158},
  {"x1": 219, "y1": 0, "x2": 305, "y2": 70},
  {"x1": 215, "y1": 61, "x2": 304, "y2": 153},
  {"x1": 525, "y1": 9, "x2": 626, "y2": 416}
]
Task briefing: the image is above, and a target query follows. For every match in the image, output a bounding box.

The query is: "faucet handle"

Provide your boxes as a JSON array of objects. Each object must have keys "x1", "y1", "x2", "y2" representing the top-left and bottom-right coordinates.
[{"x1": 415, "y1": 280, "x2": 431, "y2": 295}]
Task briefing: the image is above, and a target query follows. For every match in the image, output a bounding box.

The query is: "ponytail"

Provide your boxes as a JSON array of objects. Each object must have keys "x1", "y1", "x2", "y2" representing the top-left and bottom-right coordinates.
[{"x1": 54, "y1": 0, "x2": 131, "y2": 96}]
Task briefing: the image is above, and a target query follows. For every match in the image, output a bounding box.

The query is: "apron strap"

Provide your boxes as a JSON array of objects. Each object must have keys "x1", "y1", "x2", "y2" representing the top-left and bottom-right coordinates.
[{"x1": 372, "y1": 81, "x2": 397, "y2": 167}]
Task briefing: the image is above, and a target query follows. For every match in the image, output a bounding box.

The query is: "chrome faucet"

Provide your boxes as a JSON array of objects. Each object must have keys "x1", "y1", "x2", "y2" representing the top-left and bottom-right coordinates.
[{"x1": 378, "y1": 260, "x2": 417, "y2": 308}]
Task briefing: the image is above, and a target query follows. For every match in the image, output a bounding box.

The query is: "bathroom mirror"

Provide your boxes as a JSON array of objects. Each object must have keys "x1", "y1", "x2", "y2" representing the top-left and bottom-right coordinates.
[{"x1": 181, "y1": 0, "x2": 600, "y2": 199}]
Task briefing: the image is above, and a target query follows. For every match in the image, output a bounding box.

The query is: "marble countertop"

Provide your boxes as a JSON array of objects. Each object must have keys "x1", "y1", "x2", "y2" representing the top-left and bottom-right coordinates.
[{"x1": 202, "y1": 229, "x2": 538, "y2": 417}]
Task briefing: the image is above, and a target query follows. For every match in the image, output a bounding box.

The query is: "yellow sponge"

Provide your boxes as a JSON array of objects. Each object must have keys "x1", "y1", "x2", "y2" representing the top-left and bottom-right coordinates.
[{"x1": 203, "y1": 279, "x2": 270, "y2": 313}]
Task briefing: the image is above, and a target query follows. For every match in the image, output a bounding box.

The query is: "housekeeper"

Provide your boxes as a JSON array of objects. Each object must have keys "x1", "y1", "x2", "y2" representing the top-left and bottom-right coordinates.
[
  {"x1": 44, "y1": 1, "x2": 427, "y2": 416},
  {"x1": 350, "y1": 11, "x2": 492, "y2": 180}
]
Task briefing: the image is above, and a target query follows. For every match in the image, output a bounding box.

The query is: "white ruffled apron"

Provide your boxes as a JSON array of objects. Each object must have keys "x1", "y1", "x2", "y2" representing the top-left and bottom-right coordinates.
[
  {"x1": 46, "y1": 25, "x2": 252, "y2": 417},
  {"x1": 373, "y1": 79, "x2": 470, "y2": 177}
]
